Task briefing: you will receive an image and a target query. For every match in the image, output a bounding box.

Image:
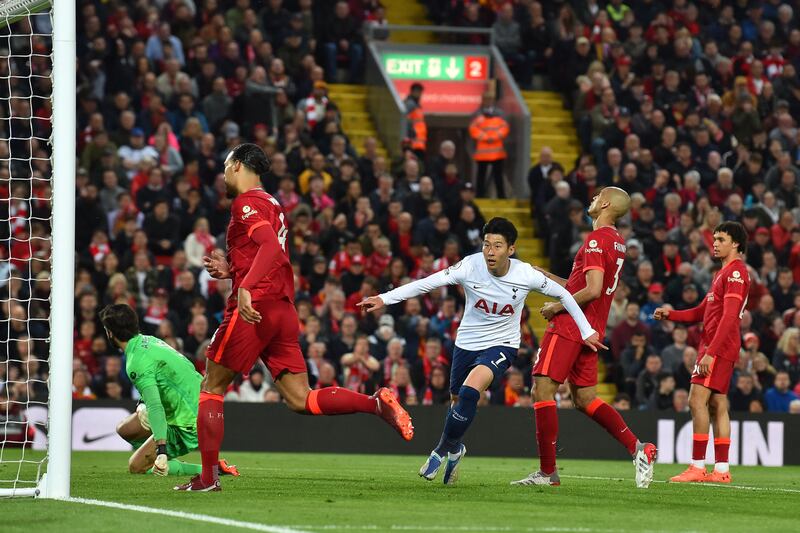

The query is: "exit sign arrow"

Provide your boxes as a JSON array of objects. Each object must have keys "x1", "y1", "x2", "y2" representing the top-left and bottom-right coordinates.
[{"x1": 445, "y1": 57, "x2": 460, "y2": 79}]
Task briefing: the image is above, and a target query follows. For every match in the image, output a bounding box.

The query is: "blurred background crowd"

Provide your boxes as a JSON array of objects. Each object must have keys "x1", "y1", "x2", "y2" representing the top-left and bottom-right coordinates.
[{"x1": 1, "y1": 0, "x2": 800, "y2": 418}]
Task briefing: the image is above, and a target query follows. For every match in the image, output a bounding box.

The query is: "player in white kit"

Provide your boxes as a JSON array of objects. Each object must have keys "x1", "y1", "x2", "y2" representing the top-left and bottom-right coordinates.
[{"x1": 358, "y1": 218, "x2": 604, "y2": 484}]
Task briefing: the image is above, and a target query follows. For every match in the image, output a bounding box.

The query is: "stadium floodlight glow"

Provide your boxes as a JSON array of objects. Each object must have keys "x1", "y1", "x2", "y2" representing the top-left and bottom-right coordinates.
[{"x1": 0, "y1": 0, "x2": 74, "y2": 499}]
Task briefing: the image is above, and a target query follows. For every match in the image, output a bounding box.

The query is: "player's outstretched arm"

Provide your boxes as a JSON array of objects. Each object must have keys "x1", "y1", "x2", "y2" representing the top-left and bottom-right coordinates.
[
  {"x1": 533, "y1": 265, "x2": 568, "y2": 288},
  {"x1": 532, "y1": 268, "x2": 606, "y2": 352},
  {"x1": 138, "y1": 384, "x2": 170, "y2": 475},
  {"x1": 654, "y1": 300, "x2": 706, "y2": 323},
  {"x1": 360, "y1": 266, "x2": 462, "y2": 311}
]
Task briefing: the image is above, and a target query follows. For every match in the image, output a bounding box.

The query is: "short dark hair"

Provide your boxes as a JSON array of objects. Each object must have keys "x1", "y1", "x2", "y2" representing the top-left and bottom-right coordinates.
[
  {"x1": 482, "y1": 217, "x2": 518, "y2": 245},
  {"x1": 229, "y1": 143, "x2": 270, "y2": 175},
  {"x1": 99, "y1": 304, "x2": 140, "y2": 342},
  {"x1": 410, "y1": 82, "x2": 424, "y2": 92},
  {"x1": 714, "y1": 221, "x2": 748, "y2": 255}
]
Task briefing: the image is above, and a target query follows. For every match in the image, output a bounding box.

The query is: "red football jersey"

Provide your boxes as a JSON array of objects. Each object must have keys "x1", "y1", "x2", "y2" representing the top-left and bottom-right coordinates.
[
  {"x1": 700, "y1": 258, "x2": 750, "y2": 361},
  {"x1": 226, "y1": 189, "x2": 294, "y2": 302},
  {"x1": 550, "y1": 226, "x2": 626, "y2": 341}
]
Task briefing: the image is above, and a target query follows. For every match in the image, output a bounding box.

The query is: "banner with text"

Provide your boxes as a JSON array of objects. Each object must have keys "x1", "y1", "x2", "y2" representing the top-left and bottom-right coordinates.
[{"x1": 21, "y1": 402, "x2": 800, "y2": 466}]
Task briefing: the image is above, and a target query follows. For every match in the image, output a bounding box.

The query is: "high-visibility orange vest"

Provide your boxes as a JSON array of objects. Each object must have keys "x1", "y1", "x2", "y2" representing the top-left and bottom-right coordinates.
[
  {"x1": 469, "y1": 114, "x2": 509, "y2": 162},
  {"x1": 407, "y1": 107, "x2": 427, "y2": 151}
]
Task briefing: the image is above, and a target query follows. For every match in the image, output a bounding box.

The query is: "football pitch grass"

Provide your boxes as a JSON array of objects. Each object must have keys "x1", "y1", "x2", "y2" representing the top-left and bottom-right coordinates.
[{"x1": 3, "y1": 451, "x2": 800, "y2": 533}]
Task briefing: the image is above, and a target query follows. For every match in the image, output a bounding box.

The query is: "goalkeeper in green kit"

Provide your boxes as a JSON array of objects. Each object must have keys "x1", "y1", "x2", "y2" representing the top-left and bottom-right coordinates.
[{"x1": 100, "y1": 304, "x2": 239, "y2": 477}]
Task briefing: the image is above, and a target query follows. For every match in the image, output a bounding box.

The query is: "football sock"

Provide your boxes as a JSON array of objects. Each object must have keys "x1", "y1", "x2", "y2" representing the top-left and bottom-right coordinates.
[
  {"x1": 534, "y1": 400, "x2": 558, "y2": 475},
  {"x1": 714, "y1": 437, "x2": 730, "y2": 473},
  {"x1": 146, "y1": 460, "x2": 203, "y2": 476},
  {"x1": 198, "y1": 391, "x2": 225, "y2": 485},
  {"x1": 433, "y1": 406, "x2": 454, "y2": 456},
  {"x1": 692, "y1": 433, "x2": 709, "y2": 469},
  {"x1": 434, "y1": 385, "x2": 480, "y2": 456},
  {"x1": 305, "y1": 387, "x2": 378, "y2": 415},
  {"x1": 584, "y1": 398, "x2": 638, "y2": 455}
]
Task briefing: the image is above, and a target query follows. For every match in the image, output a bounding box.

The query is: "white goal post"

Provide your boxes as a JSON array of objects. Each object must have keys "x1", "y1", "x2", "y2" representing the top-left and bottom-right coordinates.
[{"x1": 0, "y1": 0, "x2": 74, "y2": 499}]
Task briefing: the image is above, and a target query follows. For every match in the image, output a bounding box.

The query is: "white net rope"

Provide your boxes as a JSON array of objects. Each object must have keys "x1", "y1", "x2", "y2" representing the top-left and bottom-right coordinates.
[{"x1": 0, "y1": 4, "x2": 53, "y2": 495}]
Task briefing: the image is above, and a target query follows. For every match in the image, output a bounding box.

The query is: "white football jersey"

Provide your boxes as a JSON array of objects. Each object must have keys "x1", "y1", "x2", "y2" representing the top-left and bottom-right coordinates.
[{"x1": 380, "y1": 253, "x2": 595, "y2": 351}]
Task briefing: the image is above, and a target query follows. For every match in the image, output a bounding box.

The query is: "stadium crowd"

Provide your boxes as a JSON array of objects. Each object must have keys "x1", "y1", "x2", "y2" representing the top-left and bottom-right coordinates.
[{"x1": 1, "y1": 0, "x2": 800, "y2": 417}]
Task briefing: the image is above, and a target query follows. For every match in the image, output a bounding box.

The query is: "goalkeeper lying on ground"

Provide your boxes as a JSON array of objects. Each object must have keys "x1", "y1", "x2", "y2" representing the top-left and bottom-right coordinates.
[{"x1": 100, "y1": 303, "x2": 239, "y2": 478}]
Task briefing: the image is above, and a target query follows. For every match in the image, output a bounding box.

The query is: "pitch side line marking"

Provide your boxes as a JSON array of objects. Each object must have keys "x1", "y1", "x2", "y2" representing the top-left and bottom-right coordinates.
[
  {"x1": 560, "y1": 474, "x2": 800, "y2": 493},
  {"x1": 285, "y1": 527, "x2": 701, "y2": 533},
  {"x1": 64, "y1": 497, "x2": 312, "y2": 533},
  {"x1": 243, "y1": 467, "x2": 800, "y2": 495}
]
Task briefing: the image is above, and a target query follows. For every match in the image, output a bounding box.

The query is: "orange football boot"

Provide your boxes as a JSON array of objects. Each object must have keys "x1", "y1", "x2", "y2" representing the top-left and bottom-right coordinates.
[
  {"x1": 374, "y1": 387, "x2": 414, "y2": 441},
  {"x1": 669, "y1": 465, "x2": 707, "y2": 483},
  {"x1": 218, "y1": 458, "x2": 240, "y2": 477},
  {"x1": 704, "y1": 470, "x2": 731, "y2": 483}
]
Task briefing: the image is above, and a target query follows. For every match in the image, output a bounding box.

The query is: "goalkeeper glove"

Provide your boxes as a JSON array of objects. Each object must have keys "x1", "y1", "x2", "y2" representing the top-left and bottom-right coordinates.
[{"x1": 153, "y1": 444, "x2": 168, "y2": 476}]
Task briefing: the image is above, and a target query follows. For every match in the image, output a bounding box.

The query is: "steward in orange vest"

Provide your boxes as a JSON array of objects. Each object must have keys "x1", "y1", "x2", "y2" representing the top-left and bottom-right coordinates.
[
  {"x1": 469, "y1": 104, "x2": 510, "y2": 198},
  {"x1": 404, "y1": 83, "x2": 427, "y2": 160}
]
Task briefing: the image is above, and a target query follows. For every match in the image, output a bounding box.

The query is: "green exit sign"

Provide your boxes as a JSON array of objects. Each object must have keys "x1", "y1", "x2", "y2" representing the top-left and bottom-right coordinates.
[{"x1": 382, "y1": 54, "x2": 488, "y2": 81}]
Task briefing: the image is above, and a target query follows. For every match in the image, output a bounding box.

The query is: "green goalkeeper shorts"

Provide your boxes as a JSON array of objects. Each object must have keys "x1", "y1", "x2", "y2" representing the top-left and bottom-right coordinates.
[{"x1": 166, "y1": 426, "x2": 198, "y2": 459}]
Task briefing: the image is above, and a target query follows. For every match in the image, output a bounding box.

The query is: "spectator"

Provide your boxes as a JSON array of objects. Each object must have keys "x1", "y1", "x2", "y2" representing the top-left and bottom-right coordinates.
[
  {"x1": 234, "y1": 367, "x2": 271, "y2": 402},
  {"x1": 416, "y1": 354, "x2": 450, "y2": 406},
  {"x1": 673, "y1": 388, "x2": 690, "y2": 413},
  {"x1": 660, "y1": 325, "x2": 689, "y2": 372},
  {"x1": 611, "y1": 302, "x2": 649, "y2": 358},
  {"x1": 321, "y1": 2, "x2": 363, "y2": 84},
  {"x1": 613, "y1": 392, "x2": 632, "y2": 411},
  {"x1": 492, "y1": 3, "x2": 528, "y2": 86},
  {"x1": 730, "y1": 372, "x2": 763, "y2": 412},
  {"x1": 772, "y1": 327, "x2": 800, "y2": 384},
  {"x1": 341, "y1": 335, "x2": 379, "y2": 394},
  {"x1": 635, "y1": 354, "x2": 663, "y2": 407},
  {"x1": 764, "y1": 370, "x2": 799, "y2": 412},
  {"x1": 648, "y1": 372, "x2": 676, "y2": 411}
]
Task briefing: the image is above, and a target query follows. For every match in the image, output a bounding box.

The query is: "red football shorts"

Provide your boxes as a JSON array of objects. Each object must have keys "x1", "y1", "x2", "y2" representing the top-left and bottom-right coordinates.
[
  {"x1": 690, "y1": 348, "x2": 735, "y2": 395},
  {"x1": 532, "y1": 331, "x2": 597, "y2": 387},
  {"x1": 206, "y1": 298, "x2": 306, "y2": 379}
]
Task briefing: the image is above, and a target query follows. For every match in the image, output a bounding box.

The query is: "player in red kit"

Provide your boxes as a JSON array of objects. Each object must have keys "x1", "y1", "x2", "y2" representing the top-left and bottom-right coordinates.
[
  {"x1": 654, "y1": 221, "x2": 750, "y2": 484},
  {"x1": 175, "y1": 144, "x2": 413, "y2": 492},
  {"x1": 512, "y1": 187, "x2": 658, "y2": 488}
]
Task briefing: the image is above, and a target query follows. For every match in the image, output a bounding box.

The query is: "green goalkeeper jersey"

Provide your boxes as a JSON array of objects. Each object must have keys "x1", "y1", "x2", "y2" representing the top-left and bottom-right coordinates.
[{"x1": 125, "y1": 334, "x2": 202, "y2": 439}]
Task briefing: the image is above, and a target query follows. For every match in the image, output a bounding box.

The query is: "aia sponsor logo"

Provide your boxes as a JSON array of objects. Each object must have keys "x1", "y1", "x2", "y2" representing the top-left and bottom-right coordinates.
[{"x1": 474, "y1": 299, "x2": 514, "y2": 316}]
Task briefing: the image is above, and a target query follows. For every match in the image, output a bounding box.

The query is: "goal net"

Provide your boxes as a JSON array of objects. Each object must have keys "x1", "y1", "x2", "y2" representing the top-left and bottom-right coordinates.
[{"x1": 0, "y1": 0, "x2": 74, "y2": 499}]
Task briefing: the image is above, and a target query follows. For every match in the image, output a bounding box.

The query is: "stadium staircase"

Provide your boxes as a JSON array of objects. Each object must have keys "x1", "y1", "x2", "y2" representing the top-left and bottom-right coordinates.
[
  {"x1": 382, "y1": 0, "x2": 436, "y2": 43},
  {"x1": 328, "y1": 84, "x2": 389, "y2": 160},
  {"x1": 524, "y1": 90, "x2": 580, "y2": 165}
]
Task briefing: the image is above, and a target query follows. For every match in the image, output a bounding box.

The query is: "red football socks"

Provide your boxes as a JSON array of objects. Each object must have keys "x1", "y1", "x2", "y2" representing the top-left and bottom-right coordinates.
[
  {"x1": 198, "y1": 391, "x2": 225, "y2": 485},
  {"x1": 693, "y1": 433, "x2": 709, "y2": 462},
  {"x1": 714, "y1": 437, "x2": 730, "y2": 463},
  {"x1": 534, "y1": 400, "x2": 558, "y2": 475},
  {"x1": 585, "y1": 398, "x2": 638, "y2": 455},
  {"x1": 305, "y1": 387, "x2": 378, "y2": 415}
]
